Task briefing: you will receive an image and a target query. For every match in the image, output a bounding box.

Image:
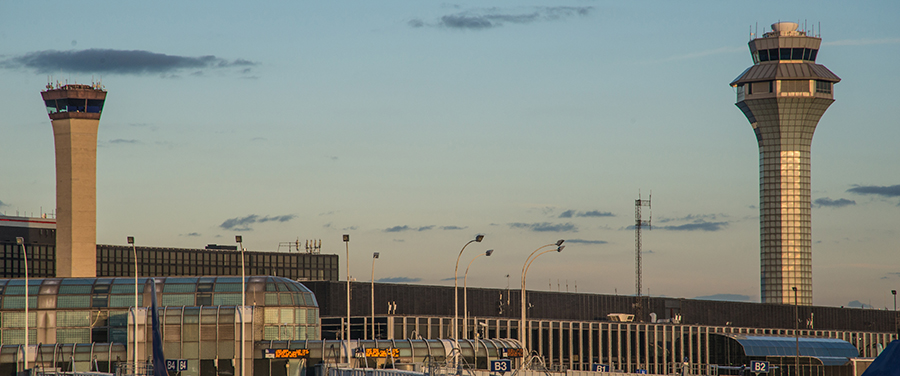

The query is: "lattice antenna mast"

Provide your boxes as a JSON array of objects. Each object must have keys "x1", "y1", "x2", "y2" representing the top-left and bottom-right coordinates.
[{"x1": 635, "y1": 191, "x2": 651, "y2": 296}]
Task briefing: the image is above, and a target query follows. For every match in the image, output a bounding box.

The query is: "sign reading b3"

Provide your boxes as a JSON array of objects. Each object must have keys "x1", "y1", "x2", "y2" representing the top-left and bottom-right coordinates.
[{"x1": 490, "y1": 359, "x2": 511, "y2": 373}]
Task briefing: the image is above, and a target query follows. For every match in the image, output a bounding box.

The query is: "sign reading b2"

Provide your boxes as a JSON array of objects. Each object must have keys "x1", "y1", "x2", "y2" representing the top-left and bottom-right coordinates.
[
  {"x1": 750, "y1": 361, "x2": 769, "y2": 373},
  {"x1": 490, "y1": 359, "x2": 511, "y2": 373}
]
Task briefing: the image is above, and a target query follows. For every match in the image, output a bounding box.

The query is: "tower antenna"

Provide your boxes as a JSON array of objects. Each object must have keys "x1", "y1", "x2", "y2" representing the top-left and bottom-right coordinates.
[{"x1": 634, "y1": 190, "x2": 651, "y2": 321}]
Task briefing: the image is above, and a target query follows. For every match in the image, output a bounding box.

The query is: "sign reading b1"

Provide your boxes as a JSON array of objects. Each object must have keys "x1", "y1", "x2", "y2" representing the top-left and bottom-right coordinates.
[
  {"x1": 591, "y1": 364, "x2": 610, "y2": 372},
  {"x1": 166, "y1": 359, "x2": 188, "y2": 372},
  {"x1": 490, "y1": 359, "x2": 511, "y2": 373},
  {"x1": 750, "y1": 361, "x2": 769, "y2": 373}
]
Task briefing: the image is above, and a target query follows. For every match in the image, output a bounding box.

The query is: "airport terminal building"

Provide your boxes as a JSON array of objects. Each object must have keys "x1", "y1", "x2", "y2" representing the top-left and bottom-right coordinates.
[{"x1": 2, "y1": 217, "x2": 900, "y2": 376}]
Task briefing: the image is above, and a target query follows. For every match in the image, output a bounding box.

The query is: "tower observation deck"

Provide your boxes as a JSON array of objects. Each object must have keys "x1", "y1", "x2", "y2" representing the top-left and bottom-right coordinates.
[
  {"x1": 41, "y1": 83, "x2": 107, "y2": 278},
  {"x1": 730, "y1": 22, "x2": 840, "y2": 306}
]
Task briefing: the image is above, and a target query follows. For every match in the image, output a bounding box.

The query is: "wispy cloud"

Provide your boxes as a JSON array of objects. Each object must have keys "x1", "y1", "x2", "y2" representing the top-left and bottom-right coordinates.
[
  {"x1": 0, "y1": 200, "x2": 7, "y2": 208},
  {"x1": 657, "y1": 46, "x2": 744, "y2": 63},
  {"x1": 658, "y1": 220, "x2": 728, "y2": 232},
  {"x1": 109, "y1": 139, "x2": 139, "y2": 144},
  {"x1": 441, "y1": 225, "x2": 467, "y2": 230},
  {"x1": 383, "y1": 225, "x2": 435, "y2": 232},
  {"x1": 182, "y1": 232, "x2": 201, "y2": 237},
  {"x1": 580, "y1": 210, "x2": 614, "y2": 217},
  {"x1": 657, "y1": 214, "x2": 726, "y2": 223},
  {"x1": 558, "y1": 210, "x2": 576, "y2": 218},
  {"x1": 825, "y1": 38, "x2": 900, "y2": 47},
  {"x1": 1, "y1": 49, "x2": 257, "y2": 75},
  {"x1": 694, "y1": 294, "x2": 752, "y2": 302},
  {"x1": 813, "y1": 197, "x2": 856, "y2": 208},
  {"x1": 377, "y1": 277, "x2": 422, "y2": 283},
  {"x1": 564, "y1": 239, "x2": 608, "y2": 245},
  {"x1": 847, "y1": 184, "x2": 900, "y2": 197},
  {"x1": 509, "y1": 222, "x2": 577, "y2": 232},
  {"x1": 411, "y1": 6, "x2": 591, "y2": 30},
  {"x1": 559, "y1": 210, "x2": 615, "y2": 218},
  {"x1": 219, "y1": 214, "x2": 297, "y2": 231}
]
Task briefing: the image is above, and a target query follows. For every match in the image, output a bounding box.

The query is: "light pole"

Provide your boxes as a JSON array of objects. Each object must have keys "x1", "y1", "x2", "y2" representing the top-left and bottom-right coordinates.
[
  {"x1": 521, "y1": 240, "x2": 564, "y2": 359},
  {"x1": 454, "y1": 234, "x2": 484, "y2": 366},
  {"x1": 893, "y1": 290, "x2": 898, "y2": 336},
  {"x1": 127, "y1": 236, "x2": 138, "y2": 373},
  {"x1": 371, "y1": 252, "x2": 379, "y2": 340},
  {"x1": 892, "y1": 290, "x2": 897, "y2": 311},
  {"x1": 236, "y1": 235, "x2": 245, "y2": 376},
  {"x1": 464, "y1": 250, "x2": 493, "y2": 339},
  {"x1": 343, "y1": 234, "x2": 350, "y2": 365},
  {"x1": 793, "y1": 286, "x2": 799, "y2": 376},
  {"x1": 16, "y1": 237, "x2": 28, "y2": 372}
]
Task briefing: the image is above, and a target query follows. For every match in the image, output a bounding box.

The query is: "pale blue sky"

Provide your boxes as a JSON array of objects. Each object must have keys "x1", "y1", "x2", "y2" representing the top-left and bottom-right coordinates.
[{"x1": 1, "y1": 1, "x2": 898, "y2": 308}]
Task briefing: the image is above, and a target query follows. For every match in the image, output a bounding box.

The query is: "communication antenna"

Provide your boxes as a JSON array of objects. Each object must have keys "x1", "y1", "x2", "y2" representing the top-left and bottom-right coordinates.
[
  {"x1": 305, "y1": 239, "x2": 322, "y2": 254},
  {"x1": 634, "y1": 190, "x2": 651, "y2": 322},
  {"x1": 635, "y1": 190, "x2": 651, "y2": 297}
]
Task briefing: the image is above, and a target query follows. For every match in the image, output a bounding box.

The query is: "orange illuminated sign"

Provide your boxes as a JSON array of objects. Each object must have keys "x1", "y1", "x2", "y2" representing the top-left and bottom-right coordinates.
[
  {"x1": 264, "y1": 349, "x2": 310, "y2": 359},
  {"x1": 364, "y1": 348, "x2": 400, "y2": 358},
  {"x1": 503, "y1": 348, "x2": 524, "y2": 358}
]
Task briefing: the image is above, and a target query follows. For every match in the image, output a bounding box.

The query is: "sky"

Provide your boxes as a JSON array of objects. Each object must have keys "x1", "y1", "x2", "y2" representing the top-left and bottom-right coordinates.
[{"x1": 1, "y1": 1, "x2": 899, "y2": 309}]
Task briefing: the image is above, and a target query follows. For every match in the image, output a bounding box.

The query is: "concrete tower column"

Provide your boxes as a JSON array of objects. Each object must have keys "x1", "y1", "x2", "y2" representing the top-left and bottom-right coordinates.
[
  {"x1": 41, "y1": 83, "x2": 107, "y2": 278},
  {"x1": 731, "y1": 22, "x2": 840, "y2": 306}
]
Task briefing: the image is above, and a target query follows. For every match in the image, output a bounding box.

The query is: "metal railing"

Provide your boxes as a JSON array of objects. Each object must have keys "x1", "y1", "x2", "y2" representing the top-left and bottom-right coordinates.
[{"x1": 114, "y1": 362, "x2": 153, "y2": 376}]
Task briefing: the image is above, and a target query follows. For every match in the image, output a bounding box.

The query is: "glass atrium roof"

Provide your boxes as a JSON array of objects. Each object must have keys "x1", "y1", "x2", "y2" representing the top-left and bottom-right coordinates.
[{"x1": 729, "y1": 335, "x2": 858, "y2": 366}]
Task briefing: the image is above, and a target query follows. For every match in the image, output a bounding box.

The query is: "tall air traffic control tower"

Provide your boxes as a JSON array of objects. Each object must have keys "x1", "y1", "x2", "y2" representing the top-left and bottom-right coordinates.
[
  {"x1": 40, "y1": 83, "x2": 107, "y2": 278},
  {"x1": 731, "y1": 22, "x2": 840, "y2": 306}
]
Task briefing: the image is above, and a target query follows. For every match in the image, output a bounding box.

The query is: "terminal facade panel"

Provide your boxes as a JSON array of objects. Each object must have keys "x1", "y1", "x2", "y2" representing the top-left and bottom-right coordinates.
[
  {"x1": 0, "y1": 219, "x2": 339, "y2": 281},
  {"x1": 0, "y1": 276, "x2": 319, "y2": 375}
]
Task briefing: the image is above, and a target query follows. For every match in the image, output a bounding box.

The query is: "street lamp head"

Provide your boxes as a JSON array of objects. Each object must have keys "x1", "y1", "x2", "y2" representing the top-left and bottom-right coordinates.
[
  {"x1": 16, "y1": 237, "x2": 24, "y2": 245},
  {"x1": 792, "y1": 286, "x2": 798, "y2": 292},
  {"x1": 555, "y1": 239, "x2": 564, "y2": 246},
  {"x1": 475, "y1": 234, "x2": 484, "y2": 242},
  {"x1": 343, "y1": 234, "x2": 350, "y2": 242},
  {"x1": 892, "y1": 290, "x2": 897, "y2": 296},
  {"x1": 373, "y1": 252, "x2": 380, "y2": 259},
  {"x1": 557, "y1": 245, "x2": 565, "y2": 252},
  {"x1": 485, "y1": 249, "x2": 494, "y2": 256},
  {"x1": 235, "y1": 235, "x2": 242, "y2": 243},
  {"x1": 127, "y1": 236, "x2": 134, "y2": 245}
]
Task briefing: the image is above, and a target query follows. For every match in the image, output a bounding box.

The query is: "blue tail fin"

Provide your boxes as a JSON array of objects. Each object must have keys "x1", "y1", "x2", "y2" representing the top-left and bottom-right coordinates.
[{"x1": 150, "y1": 280, "x2": 167, "y2": 376}]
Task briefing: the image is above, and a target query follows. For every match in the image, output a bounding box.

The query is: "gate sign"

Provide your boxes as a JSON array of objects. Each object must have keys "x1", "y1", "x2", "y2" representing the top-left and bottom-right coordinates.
[
  {"x1": 166, "y1": 359, "x2": 188, "y2": 372},
  {"x1": 750, "y1": 361, "x2": 770, "y2": 373},
  {"x1": 490, "y1": 359, "x2": 512, "y2": 373},
  {"x1": 264, "y1": 349, "x2": 310, "y2": 359},
  {"x1": 591, "y1": 364, "x2": 610, "y2": 372},
  {"x1": 500, "y1": 348, "x2": 524, "y2": 358}
]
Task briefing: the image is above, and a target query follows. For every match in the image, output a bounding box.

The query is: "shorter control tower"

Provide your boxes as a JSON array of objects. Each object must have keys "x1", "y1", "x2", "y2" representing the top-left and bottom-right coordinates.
[
  {"x1": 41, "y1": 83, "x2": 107, "y2": 278},
  {"x1": 730, "y1": 22, "x2": 840, "y2": 305}
]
